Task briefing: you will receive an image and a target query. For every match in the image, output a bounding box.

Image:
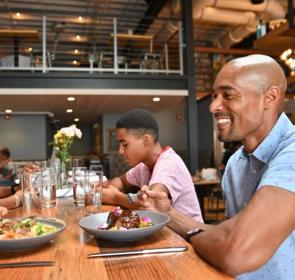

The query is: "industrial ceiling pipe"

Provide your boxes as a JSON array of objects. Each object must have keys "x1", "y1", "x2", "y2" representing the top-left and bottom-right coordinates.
[{"x1": 193, "y1": 0, "x2": 285, "y2": 48}]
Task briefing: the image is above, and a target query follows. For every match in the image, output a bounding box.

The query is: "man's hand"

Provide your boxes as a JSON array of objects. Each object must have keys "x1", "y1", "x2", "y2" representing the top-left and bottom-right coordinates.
[
  {"x1": 137, "y1": 185, "x2": 172, "y2": 213},
  {"x1": 0, "y1": 206, "x2": 8, "y2": 217}
]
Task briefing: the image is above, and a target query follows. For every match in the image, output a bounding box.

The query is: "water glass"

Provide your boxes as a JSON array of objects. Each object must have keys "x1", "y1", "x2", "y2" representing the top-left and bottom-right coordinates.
[
  {"x1": 73, "y1": 167, "x2": 87, "y2": 207},
  {"x1": 21, "y1": 173, "x2": 32, "y2": 210},
  {"x1": 42, "y1": 167, "x2": 57, "y2": 208},
  {"x1": 22, "y1": 172, "x2": 43, "y2": 210},
  {"x1": 92, "y1": 171, "x2": 103, "y2": 208},
  {"x1": 84, "y1": 171, "x2": 103, "y2": 215}
]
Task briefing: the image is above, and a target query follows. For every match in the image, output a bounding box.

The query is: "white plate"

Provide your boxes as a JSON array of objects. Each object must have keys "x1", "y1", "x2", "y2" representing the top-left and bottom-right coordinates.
[{"x1": 79, "y1": 211, "x2": 170, "y2": 242}]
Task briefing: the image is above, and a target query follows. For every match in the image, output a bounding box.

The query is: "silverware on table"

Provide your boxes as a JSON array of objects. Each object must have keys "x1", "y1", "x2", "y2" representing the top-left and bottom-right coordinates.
[
  {"x1": 88, "y1": 246, "x2": 188, "y2": 258},
  {"x1": 0, "y1": 261, "x2": 55, "y2": 268}
]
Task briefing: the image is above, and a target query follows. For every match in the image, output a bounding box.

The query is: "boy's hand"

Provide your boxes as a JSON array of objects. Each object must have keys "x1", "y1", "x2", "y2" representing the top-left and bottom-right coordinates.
[
  {"x1": 102, "y1": 184, "x2": 122, "y2": 205},
  {"x1": 137, "y1": 185, "x2": 172, "y2": 213}
]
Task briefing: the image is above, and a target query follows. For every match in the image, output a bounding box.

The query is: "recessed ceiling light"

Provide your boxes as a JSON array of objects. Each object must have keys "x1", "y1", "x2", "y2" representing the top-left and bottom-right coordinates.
[
  {"x1": 74, "y1": 49, "x2": 79, "y2": 54},
  {"x1": 76, "y1": 35, "x2": 80, "y2": 40},
  {"x1": 66, "y1": 109, "x2": 73, "y2": 113},
  {"x1": 74, "y1": 118, "x2": 79, "y2": 122},
  {"x1": 73, "y1": 60, "x2": 77, "y2": 65},
  {"x1": 28, "y1": 47, "x2": 32, "y2": 52},
  {"x1": 78, "y1": 16, "x2": 83, "y2": 22},
  {"x1": 153, "y1": 97, "x2": 160, "y2": 102},
  {"x1": 5, "y1": 109, "x2": 12, "y2": 114},
  {"x1": 16, "y1": 12, "x2": 21, "y2": 17},
  {"x1": 67, "y1": 96, "x2": 75, "y2": 102}
]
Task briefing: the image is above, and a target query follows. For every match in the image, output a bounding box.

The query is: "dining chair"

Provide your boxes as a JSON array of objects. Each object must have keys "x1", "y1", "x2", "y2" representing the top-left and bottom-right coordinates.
[{"x1": 140, "y1": 52, "x2": 163, "y2": 72}]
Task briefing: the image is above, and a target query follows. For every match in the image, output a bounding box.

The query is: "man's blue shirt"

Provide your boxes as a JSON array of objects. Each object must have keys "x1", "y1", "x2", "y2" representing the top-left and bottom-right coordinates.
[{"x1": 222, "y1": 113, "x2": 295, "y2": 280}]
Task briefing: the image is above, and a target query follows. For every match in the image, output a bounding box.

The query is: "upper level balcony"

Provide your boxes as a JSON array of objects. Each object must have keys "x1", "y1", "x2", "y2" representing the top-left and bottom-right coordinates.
[{"x1": 0, "y1": 10, "x2": 183, "y2": 78}]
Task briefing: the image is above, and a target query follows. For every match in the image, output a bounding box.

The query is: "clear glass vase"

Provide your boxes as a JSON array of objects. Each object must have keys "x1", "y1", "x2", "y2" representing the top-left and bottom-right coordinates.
[{"x1": 57, "y1": 160, "x2": 69, "y2": 189}]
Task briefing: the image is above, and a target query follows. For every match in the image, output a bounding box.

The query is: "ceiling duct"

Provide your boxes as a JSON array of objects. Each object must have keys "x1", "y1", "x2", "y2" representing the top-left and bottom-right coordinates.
[
  {"x1": 195, "y1": 7, "x2": 257, "y2": 25},
  {"x1": 154, "y1": 0, "x2": 180, "y2": 44},
  {"x1": 193, "y1": 0, "x2": 286, "y2": 48}
]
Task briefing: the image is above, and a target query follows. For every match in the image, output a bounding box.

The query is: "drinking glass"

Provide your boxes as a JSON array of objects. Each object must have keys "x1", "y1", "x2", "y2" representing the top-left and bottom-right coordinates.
[
  {"x1": 73, "y1": 167, "x2": 87, "y2": 207},
  {"x1": 21, "y1": 173, "x2": 32, "y2": 211},
  {"x1": 84, "y1": 171, "x2": 103, "y2": 215},
  {"x1": 22, "y1": 171, "x2": 43, "y2": 211},
  {"x1": 42, "y1": 167, "x2": 57, "y2": 208}
]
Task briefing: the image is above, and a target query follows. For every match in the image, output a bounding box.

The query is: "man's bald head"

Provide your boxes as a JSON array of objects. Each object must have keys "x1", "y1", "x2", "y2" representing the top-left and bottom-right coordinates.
[{"x1": 223, "y1": 55, "x2": 287, "y2": 112}]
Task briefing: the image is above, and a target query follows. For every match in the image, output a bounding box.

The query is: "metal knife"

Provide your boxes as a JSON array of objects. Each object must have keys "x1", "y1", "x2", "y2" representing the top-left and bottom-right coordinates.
[
  {"x1": 88, "y1": 246, "x2": 188, "y2": 258},
  {"x1": 0, "y1": 261, "x2": 55, "y2": 268}
]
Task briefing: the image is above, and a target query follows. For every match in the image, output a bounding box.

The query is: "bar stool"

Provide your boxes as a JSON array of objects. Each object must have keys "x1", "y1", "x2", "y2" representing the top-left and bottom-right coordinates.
[{"x1": 98, "y1": 52, "x2": 128, "y2": 69}]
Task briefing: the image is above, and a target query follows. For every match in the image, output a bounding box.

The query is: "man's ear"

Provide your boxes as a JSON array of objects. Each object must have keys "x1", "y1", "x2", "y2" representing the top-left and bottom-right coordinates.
[
  {"x1": 142, "y1": 134, "x2": 152, "y2": 146},
  {"x1": 264, "y1": 86, "x2": 280, "y2": 109}
]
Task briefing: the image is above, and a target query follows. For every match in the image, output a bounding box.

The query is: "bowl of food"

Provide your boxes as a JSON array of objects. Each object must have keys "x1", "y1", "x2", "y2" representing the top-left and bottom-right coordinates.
[
  {"x1": 79, "y1": 207, "x2": 170, "y2": 242},
  {"x1": 0, "y1": 217, "x2": 66, "y2": 251}
]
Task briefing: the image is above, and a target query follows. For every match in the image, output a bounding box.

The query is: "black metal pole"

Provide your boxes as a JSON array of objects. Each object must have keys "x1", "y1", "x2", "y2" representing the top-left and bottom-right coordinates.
[
  {"x1": 182, "y1": 0, "x2": 198, "y2": 173},
  {"x1": 288, "y1": 0, "x2": 294, "y2": 29},
  {"x1": 14, "y1": 36, "x2": 19, "y2": 67}
]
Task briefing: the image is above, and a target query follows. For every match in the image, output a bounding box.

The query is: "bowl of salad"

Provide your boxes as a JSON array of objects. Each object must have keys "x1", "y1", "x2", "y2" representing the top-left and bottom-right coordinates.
[{"x1": 0, "y1": 217, "x2": 66, "y2": 251}]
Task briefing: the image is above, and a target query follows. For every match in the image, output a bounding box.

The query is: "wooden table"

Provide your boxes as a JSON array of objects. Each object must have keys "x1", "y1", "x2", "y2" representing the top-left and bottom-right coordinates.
[
  {"x1": 110, "y1": 33, "x2": 154, "y2": 52},
  {"x1": 0, "y1": 198, "x2": 232, "y2": 280}
]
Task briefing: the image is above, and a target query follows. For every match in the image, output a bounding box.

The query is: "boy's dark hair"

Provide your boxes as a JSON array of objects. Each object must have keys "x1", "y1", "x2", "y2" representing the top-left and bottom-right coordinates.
[
  {"x1": 1, "y1": 147, "x2": 10, "y2": 158},
  {"x1": 116, "y1": 109, "x2": 159, "y2": 141}
]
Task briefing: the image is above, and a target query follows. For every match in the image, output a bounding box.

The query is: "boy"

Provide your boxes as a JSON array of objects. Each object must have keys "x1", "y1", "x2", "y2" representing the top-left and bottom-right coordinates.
[{"x1": 102, "y1": 109, "x2": 203, "y2": 222}]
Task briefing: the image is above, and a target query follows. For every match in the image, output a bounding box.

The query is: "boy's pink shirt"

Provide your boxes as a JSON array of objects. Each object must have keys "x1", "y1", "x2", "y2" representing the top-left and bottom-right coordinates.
[{"x1": 126, "y1": 147, "x2": 203, "y2": 222}]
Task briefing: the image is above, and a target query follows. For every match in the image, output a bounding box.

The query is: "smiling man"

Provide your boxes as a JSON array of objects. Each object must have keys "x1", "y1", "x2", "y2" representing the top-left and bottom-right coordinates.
[
  {"x1": 102, "y1": 108, "x2": 203, "y2": 222},
  {"x1": 138, "y1": 55, "x2": 295, "y2": 279}
]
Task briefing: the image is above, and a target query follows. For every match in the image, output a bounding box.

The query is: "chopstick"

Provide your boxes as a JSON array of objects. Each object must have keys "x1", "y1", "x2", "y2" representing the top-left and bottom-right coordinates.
[{"x1": 0, "y1": 261, "x2": 55, "y2": 268}]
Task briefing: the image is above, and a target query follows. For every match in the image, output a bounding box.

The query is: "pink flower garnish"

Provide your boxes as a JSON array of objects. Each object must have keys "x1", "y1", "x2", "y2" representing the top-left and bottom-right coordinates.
[
  {"x1": 113, "y1": 206, "x2": 122, "y2": 217},
  {"x1": 142, "y1": 216, "x2": 151, "y2": 223}
]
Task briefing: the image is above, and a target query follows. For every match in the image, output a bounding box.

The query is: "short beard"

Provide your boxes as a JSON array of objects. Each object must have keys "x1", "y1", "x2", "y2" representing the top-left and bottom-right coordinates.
[{"x1": 218, "y1": 126, "x2": 241, "y2": 142}]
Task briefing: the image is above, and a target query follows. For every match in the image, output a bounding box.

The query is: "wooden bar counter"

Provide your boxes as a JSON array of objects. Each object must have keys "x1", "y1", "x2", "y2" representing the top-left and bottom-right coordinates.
[{"x1": 0, "y1": 199, "x2": 233, "y2": 280}]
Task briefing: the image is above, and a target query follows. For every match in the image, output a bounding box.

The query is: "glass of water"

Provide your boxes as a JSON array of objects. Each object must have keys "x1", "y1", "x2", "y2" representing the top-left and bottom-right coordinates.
[
  {"x1": 84, "y1": 171, "x2": 103, "y2": 215},
  {"x1": 42, "y1": 167, "x2": 57, "y2": 208},
  {"x1": 22, "y1": 171, "x2": 43, "y2": 211},
  {"x1": 73, "y1": 167, "x2": 87, "y2": 207}
]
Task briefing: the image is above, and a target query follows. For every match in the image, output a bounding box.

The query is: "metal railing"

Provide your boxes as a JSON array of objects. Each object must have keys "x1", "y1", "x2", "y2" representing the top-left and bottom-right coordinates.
[{"x1": 0, "y1": 14, "x2": 183, "y2": 75}]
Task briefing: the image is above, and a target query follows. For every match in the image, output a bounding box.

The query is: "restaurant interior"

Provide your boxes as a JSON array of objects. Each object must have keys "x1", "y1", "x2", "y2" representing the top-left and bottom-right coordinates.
[
  {"x1": 0, "y1": 0, "x2": 294, "y2": 277},
  {"x1": 0, "y1": 0, "x2": 295, "y2": 219}
]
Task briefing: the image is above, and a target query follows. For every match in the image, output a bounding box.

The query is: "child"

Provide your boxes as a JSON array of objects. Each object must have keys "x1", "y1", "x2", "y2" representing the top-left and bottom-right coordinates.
[{"x1": 102, "y1": 109, "x2": 203, "y2": 222}]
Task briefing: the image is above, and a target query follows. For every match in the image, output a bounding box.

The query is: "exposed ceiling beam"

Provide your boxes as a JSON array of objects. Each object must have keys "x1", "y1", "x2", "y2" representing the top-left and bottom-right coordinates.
[{"x1": 133, "y1": 0, "x2": 168, "y2": 35}]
